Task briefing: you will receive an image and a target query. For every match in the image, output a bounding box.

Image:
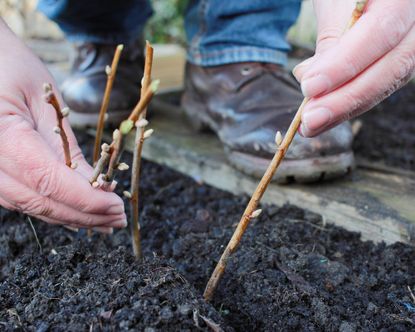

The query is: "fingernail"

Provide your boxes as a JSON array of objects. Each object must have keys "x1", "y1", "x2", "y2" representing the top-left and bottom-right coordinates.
[
  {"x1": 301, "y1": 74, "x2": 331, "y2": 98},
  {"x1": 119, "y1": 219, "x2": 128, "y2": 228},
  {"x1": 292, "y1": 58, "x2": 314, "y2": 82},
  {"x1": 302, "y1": 108, "x2": 332, "y2": 133},
  {"x1": 107, "y1": 205, "x2": 124, "y2": 215},
  {"x1": 292, "y1": 65, "x2": 302, "y2": 82},
  {"x1": 298, "y1": 125, "x2": 304, "y2": 137},
  {"x1": 93, "y1": 227, "x2": 114, "y2": 234}
]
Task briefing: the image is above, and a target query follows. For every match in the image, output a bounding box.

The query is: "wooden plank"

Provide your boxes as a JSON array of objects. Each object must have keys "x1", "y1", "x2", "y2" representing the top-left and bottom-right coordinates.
[
  {"x1": 121, "y1": 97, "x2": 415, "y2": 246},
  {"x1": 40, "y1": 39, "x2": 415, "y2": 245}
]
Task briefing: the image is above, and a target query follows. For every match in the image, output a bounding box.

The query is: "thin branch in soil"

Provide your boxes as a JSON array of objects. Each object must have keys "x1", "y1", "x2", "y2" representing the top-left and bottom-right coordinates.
[
  {"x1": 130, "y1": 41, "x2": 154, "y2": 259},
  {"x1": 88, "y1": 80, "x2": 159, "y2": 188},
  {"x1": 408, "y1": 285, "x2": 415, "y2": 305},
  {"x1": 26, "y1": 216, "x2": 42, "y2": 251},
  {"x1": 203, "y1": 1, "x2": 369, "y2": 302},
  {"x1": 89, "y1": 143, "x2": 111, "y2": 184},
  {"x1": 127, "y1": 79, "x2": 160, "y2": 124},
  {"x1": 43, "y1": 83, "x2": 72, "y2": 167},
  {"x1": 93, "y1": 44, "x2": 124, "y2": 165},
  {"x1": 102, "y1": 129, "x2": 123, "y2": 183}
]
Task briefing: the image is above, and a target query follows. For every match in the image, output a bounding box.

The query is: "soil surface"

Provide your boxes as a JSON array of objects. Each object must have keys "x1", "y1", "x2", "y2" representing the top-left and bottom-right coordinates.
[
  {"x1": 353, "y1": 82, "x2": 415, "y2": 171},
  {"x1": 1, "y1": 132, "x2": 414, "y2": 331}
]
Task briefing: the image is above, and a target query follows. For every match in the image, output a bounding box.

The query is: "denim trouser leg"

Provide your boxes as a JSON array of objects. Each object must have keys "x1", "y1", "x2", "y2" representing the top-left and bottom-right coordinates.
[
  {"x1": 37, "y1": 0, "x2": 152, "y2": 44},
  {"x1": 185, "y1": 0, "x2": 302, "y2": 67}
]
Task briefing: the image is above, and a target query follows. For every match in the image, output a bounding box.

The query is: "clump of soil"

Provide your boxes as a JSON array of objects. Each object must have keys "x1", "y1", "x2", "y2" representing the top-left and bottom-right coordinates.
[
  {"x1": 0, "y1": 214, "x2": 229, "y2": 332},
  {"x1": 354, "y1": 82, "x2": 415, "y2": 171},
  {"x1": 0, "y1": 132, "x2": 414, "y2": 331}
]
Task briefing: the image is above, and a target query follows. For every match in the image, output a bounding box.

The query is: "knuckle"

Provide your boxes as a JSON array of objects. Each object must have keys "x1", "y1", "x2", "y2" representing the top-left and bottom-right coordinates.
[
  {"x1": 29, "y1": 164, "x2": 57, "y2": 198},
  {"x1": 316, "y1": 27, "x2": 342, "y2": 52},
  {"x1": 21, "y1": 196, "x2": 51, "y2": 217},
  {"x1": 339, "y1": 90, "x2": 365, "y2": 122},
  {"x1": 83, "y1": 215, "x2": 95, "y2": 227},
  {"x1": 392, "y1": 51, "x2": 415, "y2": 82},
  {"x1": 377, "y1": 13, "x2": 408, "y2": 49}
]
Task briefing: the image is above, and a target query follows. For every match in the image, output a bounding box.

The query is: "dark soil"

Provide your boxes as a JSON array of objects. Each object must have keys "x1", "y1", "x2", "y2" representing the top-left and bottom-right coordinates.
[
  {"x1": 1, "y1": 132, "x2": 415, "y2": 331},
  {"x1": 353, "y1": 82, "x2": 415, "y2": 171}
]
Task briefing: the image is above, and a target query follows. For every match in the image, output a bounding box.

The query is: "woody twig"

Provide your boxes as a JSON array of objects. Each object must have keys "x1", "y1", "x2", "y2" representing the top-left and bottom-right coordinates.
[
  {"x1": 43, "y1": 83, "x2": 73, "y2": 168},
  {"x1": 93, "y1": 44, "x2": 124, "y2": 164},
  {"x1": 130, "y1": 41, "x2": 154, "y2": 259},
  {"x1": 203, "y1": 0, "x2": 368, "y2": 302},
  {"x1": 89, "y1": 80, "x2": 159, "y2": 187}
]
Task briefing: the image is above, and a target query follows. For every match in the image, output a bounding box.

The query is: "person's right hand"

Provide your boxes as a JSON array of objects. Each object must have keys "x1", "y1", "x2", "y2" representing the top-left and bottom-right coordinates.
[
  {"x1": 0, "y1": 20, "x2": 126, "y2": 233},
  {"x1": 294, "y1": 0, "x2": 415, "y2": 137}
]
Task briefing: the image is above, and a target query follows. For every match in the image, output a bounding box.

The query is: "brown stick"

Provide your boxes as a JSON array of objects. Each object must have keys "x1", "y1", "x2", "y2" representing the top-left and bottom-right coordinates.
[
  {"x1": 93, "y1": 44, "x2": 124, "y2": 164},
  {"x1": 89, "y1": 143, "x2": 111, "y2": 185},
  {"x1": 347, "y1": 1, "x2": 367, "y2": 30},
  {"x1": 103, "y1": 129, "x2": 123, "y2": 182},
  {"x1": 130, "y1": 41, "x2": 154, "y2": 259},
  {"x1": 128, "y1": 80, "x2": 159, "y2": 124},
  {"x1": 203, "y1": 0, "x2": 368, "y2": 302},
  {"x1": 43, "y1": 83, "x2": 72, "y2": 167}
]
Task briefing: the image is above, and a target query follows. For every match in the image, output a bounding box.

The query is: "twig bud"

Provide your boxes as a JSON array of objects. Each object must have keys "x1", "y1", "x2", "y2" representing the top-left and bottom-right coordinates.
[
  {"x1": 135, "y1": 119, "x2": 149, "y2": 128},
  {"x1": 117, "y1": 162, "x2": 129, "y2": 171},
  {"x1": 143, "y1": 128, "x2": 154, "y2": 139},
  {"x1": 117, "y1": 44, "x2": 124, "y2": 52},
  {"x1": 113, "y1": 129, "x2": 121, "y2": 141},
  {"x1": 123, "y1": 191, "x2": 132, "y2": 199},
  {"x1": 150, "y1": 79, "x2": 160, "y2": 93},
  {"x1": 251, "y1": 209, "x2": 262, "y2": 218},
  {"x1": 53, "y1": 126, "x2": 61, "y2": 134},
  {"x1": 120, "y1": 119, "x2": 134, "y2": 135},
  {"x1": 105, "y1": 65, "x2": 112, "y2": 76},
  {"x1": 70, "y1": 161, "x2": 78, "y2": 169},
  {"x1": 43, "y1": 83, "x2": 52, "y2": 93},
  {"x1": 43, "y1": 91, "x2": 54, "y2": 103},
  {"x1": 275, "y1": 131, "x2": 283, "y2": 146},
  {"x1": 101, "y1": 143, "x2": 110, "y2": 153},
  {"x1": 104, "y1": 113, "x2": 109, "y2": 122},
  {"x1": 356, "y1": 1, "x2": 367, "y2": 12},
  {"x1": 61, "y1": 107, "x2": 70, "y2": 117}
]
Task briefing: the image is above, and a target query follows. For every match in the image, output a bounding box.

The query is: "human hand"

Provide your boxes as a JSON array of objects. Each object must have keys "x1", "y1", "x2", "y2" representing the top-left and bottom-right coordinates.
[
  {"x1": 293, "y1": 0, "x2": 415, "y2": 137},
  {"x1": 0, "y1": 20, "x2": 126, "y2": 233}
]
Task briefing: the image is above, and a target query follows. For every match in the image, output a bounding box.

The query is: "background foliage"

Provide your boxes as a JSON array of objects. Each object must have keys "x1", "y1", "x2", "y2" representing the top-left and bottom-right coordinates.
[{"x1": 145, "y1": 0, "x2": 188, "y2": 46}]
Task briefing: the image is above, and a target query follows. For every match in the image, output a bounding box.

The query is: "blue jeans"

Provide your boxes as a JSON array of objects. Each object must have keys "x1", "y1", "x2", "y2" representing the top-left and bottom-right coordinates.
[{"x1": 37, "y1": 0, "x2": 301, "y2": 67}]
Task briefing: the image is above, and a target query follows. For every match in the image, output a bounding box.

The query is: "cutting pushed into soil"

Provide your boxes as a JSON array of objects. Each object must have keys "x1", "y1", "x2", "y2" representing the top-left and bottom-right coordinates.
[{"x1": 0, "y1": 131, "x2": 414, "y2": 331}]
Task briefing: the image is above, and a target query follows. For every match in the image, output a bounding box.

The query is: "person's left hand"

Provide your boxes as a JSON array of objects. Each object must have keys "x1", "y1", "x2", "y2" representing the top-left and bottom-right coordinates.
[{"x1": 293, "y1": 0, "x2": 415, "y2": 137}]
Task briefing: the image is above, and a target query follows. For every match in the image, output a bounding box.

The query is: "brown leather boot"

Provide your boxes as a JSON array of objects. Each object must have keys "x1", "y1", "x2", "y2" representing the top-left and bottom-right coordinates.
[
  {"x1": 62, "y1": 41, "x2": 144, "y2": 127},
  {"x1": 181, "y1": 62, "x2": 354, "y2": 183}
]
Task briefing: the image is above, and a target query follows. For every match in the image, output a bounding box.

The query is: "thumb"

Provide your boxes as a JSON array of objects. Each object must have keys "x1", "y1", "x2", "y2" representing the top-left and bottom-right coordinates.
[{"x1": 293, "y1": 1, "x2": 356, "y2": 83}]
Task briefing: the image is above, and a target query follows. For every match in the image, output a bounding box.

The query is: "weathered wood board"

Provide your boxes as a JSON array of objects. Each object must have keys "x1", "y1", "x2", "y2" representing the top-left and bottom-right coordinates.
[
  {"x1": 39, "y1": 39, "x2": 415, "y2": 246},
  {"x1": 120, "y1": 97, "x2": 415, "y2": 246}
]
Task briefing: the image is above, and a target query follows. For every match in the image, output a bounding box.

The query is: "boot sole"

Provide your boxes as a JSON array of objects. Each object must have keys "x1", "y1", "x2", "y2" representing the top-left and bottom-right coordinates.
[
  {"x1": 68, "y1": 110, "x2": 132, "y2": 128},
  {"x1": 182, "y1": 93, "x2": 355, "y2": 183}
]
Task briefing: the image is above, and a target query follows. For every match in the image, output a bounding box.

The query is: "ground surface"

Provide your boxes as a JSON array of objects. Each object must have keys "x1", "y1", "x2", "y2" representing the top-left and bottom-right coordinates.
[
  {"x1": 354, "y1": 83, "x2": 415, "y2": 171},
  {"x1": 0, "y1": 132, "x2": 414, "y2": 331}
]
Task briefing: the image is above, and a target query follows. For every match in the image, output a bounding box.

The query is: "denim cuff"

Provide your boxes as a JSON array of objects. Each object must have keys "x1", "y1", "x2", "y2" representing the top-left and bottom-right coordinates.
[
  {"x1": 187, "y1": 46, "x2": 288, "y2": 67},
  {"x1": 64, "y1": 31, "x2": 142, "y2": 44}
]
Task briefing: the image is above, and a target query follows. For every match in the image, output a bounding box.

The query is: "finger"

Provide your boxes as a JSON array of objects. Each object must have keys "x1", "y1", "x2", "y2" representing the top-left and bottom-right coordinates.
[
  {"x1": 0, "y1": 170, "x2": 127, "y2": 228},
  {"x1": 33, "y1": 90, "x2": 96, "y2": 180},
  {"x1": 92, "y1": 227, "x2": 114, "y2": 234},
  {"x1": 301, "y1": 0, "x2": 415, "y2": 98},
  {"x1": 313, "y1": 0, "x2": 357, "y2": 53},
  {"x1": 0, "y1": 115, "x2": 125, "y2": 216},
  {"x1": 293, "y1": 56, "x2": 316, "y2": 82},
  {"x1": 300, "y1": 25, "x2": 415, "y2": 137}
]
